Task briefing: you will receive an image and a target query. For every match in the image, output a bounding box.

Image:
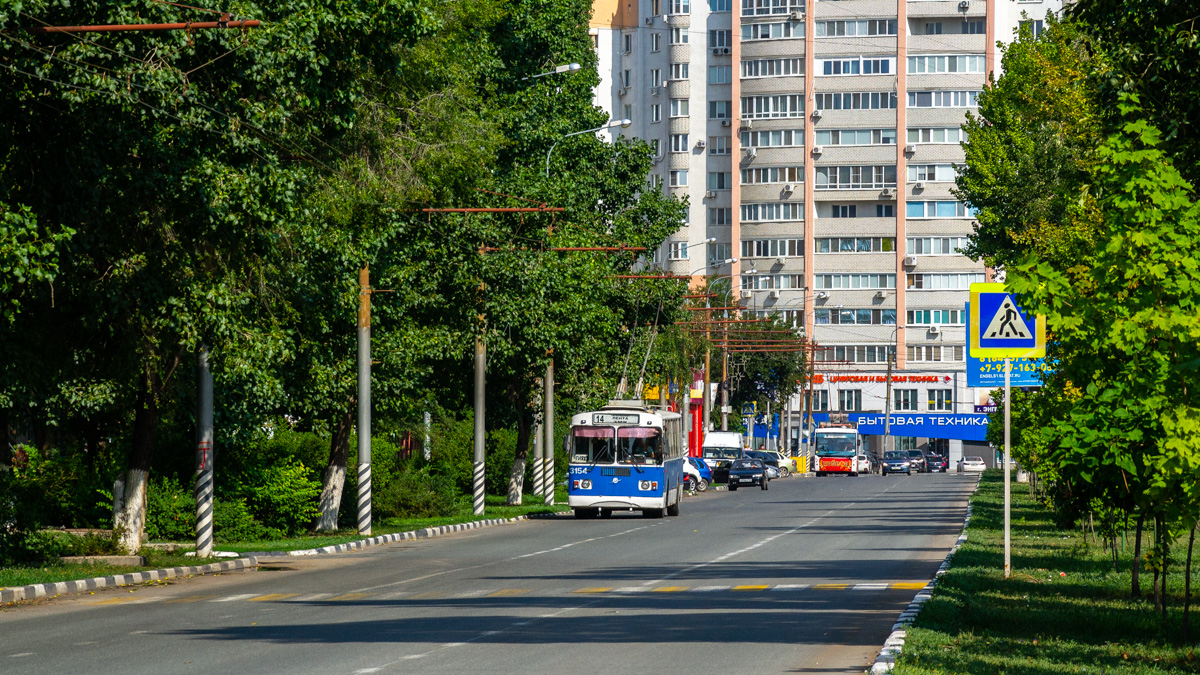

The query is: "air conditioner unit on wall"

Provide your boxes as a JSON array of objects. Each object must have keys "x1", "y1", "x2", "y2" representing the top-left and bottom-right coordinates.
[
  {"x1": 929, "y1": 325, "x2": 941, "y2": 335},
  {"x1": 811, "y1": 109, "x2": 822, "y2": 121},
  {"x1": 875, "y1": 290, "x2": 888, "y2": 299},
  {"x1": 745, "y1": 147, "x2": 757, "y2": 158},
  {"x1": 882, "y1": 188, "x2": 897, "y2": 199},
  {"x1": 914, "y1": 182, "x2": 925, "y2": 190},
  {"x1": 705, "y1": 190, "x2": 717, "y2": 199},
  {"x1": 769, "y1": 290, "x2": 781, "y2": 299},
  {"x1": 721, "y1": 119, "x2": 732, "y2": 127},
  {"x1": 741, "y1": 119, "x2": 753, "y2": 129},
  {"x1": 696, "y1": 139, "x2": 706, "y2": 148},
  {"x1": 958, "y1": 0, "x2": 970, "y2": 11},
  {"x1": 811, "y1": 146, "x2": 823, "y2": 156},
  {"x1": 783, "y1": 183, "x2": 794, "y2": 192},
  {"x1": 721, "y1": 47, "x2": 731, "y2": 55},
  {"x1": 645, "y1": 16, "x2": 654, "y2": 25},
  {"x1": 789, "y1": 10, "x2": 804, "y2": 20},
  {"x1": 712, "y1": 48, "x2": 722, "y2": 56},
  {"x1": 816, "y1": 291, "x2": 830, "y2": 300},
  {"x1": 903, "y1": 256, "x2": 917, "y2": 266},
  {"x1": 618, "y1": 87, "x2": 629, "y2": 96},
  {"x1": 905, "y1": 144, "x2": 917, "y2": 154},
  {"x1": 740, "y1": 290, "x2": 753, "y2": 299}
]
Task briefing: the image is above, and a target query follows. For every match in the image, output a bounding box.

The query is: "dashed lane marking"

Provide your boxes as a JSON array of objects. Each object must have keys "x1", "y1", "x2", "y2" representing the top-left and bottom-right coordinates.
[
  {"x1": 486, "y1": 589, "x2": 529, "y2": 597},
  {"x1": 892, "y1": 582, "x2": 929, "y2": 590},
  {"x1": 733, "y1": 584, "x2": 770, "y2": 592},
  {"x1": 812, "y1": 584, "x2": 850, "y2": 590},
  {"x1": 247, "y1": 593, "x2": 300, "y2": 602},
  {"x1": 164, "y1": 594, "x2": 222, "y2": 603},
  {"x1": 572, "y1": 587, "x2": 612, "y2": 594},
  {"x1": 327, "y1": 592, "x2": 373, "y2": 602},
  {"x1": 210, "y1": 593, "x2": 258, "y2": 602},
  {"x1": 853, "y1": 583, "x2": 890, "y2": 591},
  {"x1": 651, "y1": 586, "x2": 689, "y2": 593}
]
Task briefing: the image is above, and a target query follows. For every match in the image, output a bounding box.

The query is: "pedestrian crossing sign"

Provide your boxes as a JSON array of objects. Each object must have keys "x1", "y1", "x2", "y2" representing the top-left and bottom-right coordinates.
[{"x1": 969, "y1": 283, "x2": 1046, "y2": 358}]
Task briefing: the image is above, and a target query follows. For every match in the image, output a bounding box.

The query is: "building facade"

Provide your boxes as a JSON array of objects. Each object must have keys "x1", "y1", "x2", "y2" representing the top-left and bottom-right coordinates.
[{"x1": 590, "y1": 0, "x2": 1061, "y2": 460}]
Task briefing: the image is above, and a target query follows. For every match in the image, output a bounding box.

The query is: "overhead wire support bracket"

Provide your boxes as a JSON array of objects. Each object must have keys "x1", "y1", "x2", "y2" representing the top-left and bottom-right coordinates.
[{"x1": 23, "y1": 14, "x2": 262, "y2": 34}]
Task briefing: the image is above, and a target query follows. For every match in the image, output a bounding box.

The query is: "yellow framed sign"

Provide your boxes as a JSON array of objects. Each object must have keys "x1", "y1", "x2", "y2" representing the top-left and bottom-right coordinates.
[{"x1": 968, "y1": 282, "x2": 1046, "y2": 358}]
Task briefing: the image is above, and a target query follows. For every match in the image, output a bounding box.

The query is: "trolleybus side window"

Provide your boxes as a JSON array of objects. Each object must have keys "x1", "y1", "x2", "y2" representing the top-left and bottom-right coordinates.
[
  {"x1": 572, "y1": 427, "x2": 615, "y2": 463},
  {"x1": 618, "y1": 427, "x2": 662, "y2": 465}
]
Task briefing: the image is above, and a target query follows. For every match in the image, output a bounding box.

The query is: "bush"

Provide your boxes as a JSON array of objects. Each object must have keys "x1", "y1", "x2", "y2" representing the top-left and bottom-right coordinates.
[
  {"x1": 0, "y1": 471, "x2": 45, "y2": 564},
  {"x1": 239, "y1": 457, "x2": 322, "y2": 537},
  {"x1": 376, "y1": 466, "x2": 463, "y2": 519},
  {"x1": 144, "y1": 476, "x2": 195, "y2": 542},
  {"x1": 214, "y1": 498, "x2": 278, "y2": 542}
]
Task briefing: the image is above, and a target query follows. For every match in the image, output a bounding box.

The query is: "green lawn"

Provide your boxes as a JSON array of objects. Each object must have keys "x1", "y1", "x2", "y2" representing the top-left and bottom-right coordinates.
[
  {"x1": 895, "y1": 471, "x2": 1200, "y2": 675},
  {"x1": 1, "y1": 551, "x2": 203, "y2": 590}
]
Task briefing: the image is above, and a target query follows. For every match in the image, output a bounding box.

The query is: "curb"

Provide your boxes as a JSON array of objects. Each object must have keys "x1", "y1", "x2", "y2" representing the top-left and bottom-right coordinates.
[
  {"x1": 0, "y1": 557, "x2": 258, "y2": 606},
  {"x1": 869, "y1": 483, "x2": 977, "y2": 674},
  {"x1": 241, "y1": 512, "x2": 566, "y2": 558}
]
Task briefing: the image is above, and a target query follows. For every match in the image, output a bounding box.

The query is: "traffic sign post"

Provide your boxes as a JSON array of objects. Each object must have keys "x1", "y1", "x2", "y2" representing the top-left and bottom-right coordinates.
[{"x1": 969, "y1": 283, "x2": 1046, "y2": 579}]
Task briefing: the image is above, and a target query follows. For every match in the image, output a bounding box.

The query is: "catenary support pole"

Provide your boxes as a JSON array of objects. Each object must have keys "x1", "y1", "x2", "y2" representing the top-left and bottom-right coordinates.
[
  {"x1": 721, "y1": 325, "x2": 729, "y2": 431},
  {"x1": 357, "y1": 266, "x2": 372, "y2": 535},
  {"x1": 423, "y1": 410, "x2": 431, "y2": 461},
  {"x1": 1004, "y1": 356, "x2": 1012, "y2": 577},
  {"x1": 543, "y1": 359, "x2": 555, "y2": 505},
  {"x1": 884, "y1": 352, "x2": 893, "y2": 459},
  {"x1": 194, "y1": 345, "x2": 214, "y2": 558},
  {"x1": 533, "y1": 418, "x2": 544, "y2": 499},
  {"x1": 473, "y1": 331, "x2": 487, "y2": 516}
]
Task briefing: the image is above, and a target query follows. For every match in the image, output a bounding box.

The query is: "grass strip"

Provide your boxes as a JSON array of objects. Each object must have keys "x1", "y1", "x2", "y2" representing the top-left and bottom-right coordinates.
[
  {"x1": 895, "y1": 470, "x2": 1200, "y2": 675},
  {"x1": 1, "y1": 552, "x2": 209, "y2": 590}
]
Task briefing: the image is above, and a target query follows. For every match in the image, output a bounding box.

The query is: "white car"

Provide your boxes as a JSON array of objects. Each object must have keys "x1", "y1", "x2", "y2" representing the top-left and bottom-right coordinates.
[
  {"x1": 682, "y1": 460, "x2": 703, "y2": 491},
  {"x1": 957, "y1": 456, "x2": 986, "y2": 473}
]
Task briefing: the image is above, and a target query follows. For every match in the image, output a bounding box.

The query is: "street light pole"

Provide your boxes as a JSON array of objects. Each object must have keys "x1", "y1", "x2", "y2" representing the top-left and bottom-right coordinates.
[
  {"x1": 357, "y1": 266, "x2": 373, "y2": 535},
  {"x1": 546, "y1": 119, "x2": 632, "y2": 178}
]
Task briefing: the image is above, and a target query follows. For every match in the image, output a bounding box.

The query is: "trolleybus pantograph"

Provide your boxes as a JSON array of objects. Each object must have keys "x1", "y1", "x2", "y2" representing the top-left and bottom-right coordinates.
[
  {"x1": 813, "y1": 425, "x2": 866, "y2": 476},
  {"x1": 565, "y1": 400, "x2": 685, "y2": 519}
]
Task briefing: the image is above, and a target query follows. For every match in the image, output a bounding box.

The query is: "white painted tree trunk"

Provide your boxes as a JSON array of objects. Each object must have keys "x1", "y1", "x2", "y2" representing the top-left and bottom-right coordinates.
[
  {"x1": 315, "y1": 464, "x2": 346, "y2": 531},
  {"x1": 507, "y1": 456, "x2": 526, "y2": 506},
  {"x1": 114, "y1": 468, "x2": 148, "y2": 553}
]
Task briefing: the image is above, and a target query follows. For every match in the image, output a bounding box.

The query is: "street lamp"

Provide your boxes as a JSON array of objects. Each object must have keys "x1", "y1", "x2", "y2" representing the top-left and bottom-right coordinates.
[
  {"x1": 522, "y1": 62, "x2": 582, "y2": 81},
  {"x1": 546, "y1": 119, "x2": 632, "y2": 178}
]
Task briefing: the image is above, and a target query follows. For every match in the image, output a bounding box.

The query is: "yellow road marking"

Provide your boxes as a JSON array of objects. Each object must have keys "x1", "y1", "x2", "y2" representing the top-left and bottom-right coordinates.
[
  {"x1": 87, "y1": 597, "x2": 135, "y2": 605},
  {"x1": 573, "y1": 587, "x2": 612, "y2": 594},
  {"x1": 812, "y1": 584, "x2": 849, "y2": 590},
  {"x1": 247, "y1": 593, "x2": 300, "y2": 602},
  {"x1": 487, "y1": 589, "x2": 529, "y2": 597},
  {"x1": 651, "y1": 586, "x2": 689, "y2": 593},
  {"x1": 326, "y1": 593, "x2": 373, "y2": 602},
  {"x1": 891, "y1": 582, "x2": 928, "y2": 590},
  {"x1": 733, "y1": 585, "x2": 769, "y2": 592},
  {"x1": 164, "y1": 595, "x2": 221, "y2": 603}
]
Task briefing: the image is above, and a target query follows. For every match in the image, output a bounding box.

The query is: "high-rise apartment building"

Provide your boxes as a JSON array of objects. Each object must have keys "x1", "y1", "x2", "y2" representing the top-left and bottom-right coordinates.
[{"x1": 590, "y1": 0, "x2": 1061, "y2": 461}]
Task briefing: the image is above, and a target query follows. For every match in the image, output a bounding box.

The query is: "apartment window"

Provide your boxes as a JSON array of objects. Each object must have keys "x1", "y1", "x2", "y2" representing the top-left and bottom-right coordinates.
[
  {"x1": 908, "y1": 91, "x2": 981, "y2": 108},
  {"x1": 650, "y1": 139, "x2": 660, "y2": 156},
  {"x1": 894, "y1": 389, "x2": 918, "y2": 411},
  {"x1": 816, "y1": 19, "x2": 896, "y2": 36},
  {"x1": 906, "y1": 237, "x2": 967, "y2": 255},
  {"x1": 670, "y1": 99, "x2": 689, "y2": 117},
  {"x1": 709, "y1": 100, "x2": 733, "y2": 119},
  {"x1": 741, "y1": 129, "x2": 803, "y2": 147},
  {"x1": 668, "y1": 170, "x2": 688, "y2": 187},
  {"x1": 710, "y1": 0, "x2": 731, "y2": 11},
  {"x1": 652, "y1": 0, "x2": 661, "y2": 12},
  {"x1": 811, "y1": 390, "x2": 830, "y2": 412},
  {"x1": 963, "y1": 21, "x2": 985, "y2": 34},
  {"x1": 831, "y1": 205, "x2": 855, "y2": 218},
  {"x1": 907, "y1": 55, "x2": 985, "y2": 74},
  {"x1": 877, "y1": 204, "x2": 895, "y2": 217},
  {"x1": 815, "y1": 237, "x2": 895, "y2": 253},
  {"x1": 708, "y1": 242, "x2": 733, "y2": 262},
  {"x1": 667, "y1": 241, "x2": 689, "y2": 259},
  {"x1": 742, "y1": 0, "x2": 804, "y2": 17},
  {"x1": 623, "y1": 104, "x2": 632, "y2": 120},
  {"x1": 670, "y1": 27, "x2": 689, "y2": 44},
  {"x1": 740, "y1": 203, "x2": 803, "y2": 222},
  {"x1": 622, "y1": 69, "x2": 630, "y2": 87},
  {"x1": 813, "y1": 345, "x2": 896, "y2": 364},
  {"x1": 907, "y1": 345, "x2": 942, "y2": 362},
  {"x1": 670, "y1": 134, "x2": 689, "y2": 152},
  {"x1": 908, "y1": 165, "x2": 958, "y2": 182},
  {"x1": 651, "y1": 33, "x2": 662, "y2": 51},
  {"x1": 709, "y1": 29, "x2": 732, "y2": 47},
  {"x1": 741, "y1": 94, "x2": 804, "y2": 118},
  {"x1": 908, "y1": 127, "x2": 967, "y2": 144},
  {"x1": 814, "y1": 308, "x2": 897, "y2": 325},
  {"x1": 839, "y1": 390, "x2": 863, "y2": 412},
  {"x1": 815, "y1": 129, "x2": 897, "y2": 146},
  {"x1": 821, "y1": 57, "x2": 895, "y2": 76},
  {"x1": 669, "y1": 0, "x2": 690, "y2": 14},
  {"x1": 709, "y1": 207, "x2": 733, "y2": 225},
  {"x1": 651, "y1": 104, "x2": 662, "y2": 122},
  {"x1": 742, "y1": 273, "x2": 802, "y2": 290},
  {"x1": 742, "y1": 58, "x2": 804, "y2": 78},
  {"x1": 708, "y1": 172, "x2": 733, "y2": 190},
  {"x1": 670, "y1": 62, "x2": 689, "y2": 80},
  {"x1": 815, "y1": 91, "x2": 898, "y2": 110},
  {"x1": 708, "y1": 136, "x2": 732, "y2": 155},
  {"x1": 907, "y1": 309, "x2": 965, "y2": 325},
  {"x1": 928, "y1": 389, "x2": 953, "y2": 411},
  {"x1": 591, "y1": 32, "x2": 599, "y2": 50},
  {"x1": 906, "y1": 201, "x2": 977, "y2": 218},
  {"x1": 905, "y1": 273, "x2": 986, "y2": 290},
  {"x1": 741, "y1": 239, "x2": 803, "y2": 257},
  {"x1": 709, "y1": 66, "x2": 733, "y2": 84},
  {"x1": 925, "y1": 22, "x2": 943, "y2": 35},
  {"x1": 813, "y1": 274, "x2": 896, "y2": 289},
  {"x1": 648, "y1": 174, "x2": 663, "y2": 190},
  {"x1": 741, "y1": 21, "x2": 804, "y2": 41},
  {"x1": 650, "y1": 69, "x2": 662, "y2": 87},
  {"x1": 814, "y1": 165, "x2": 897, "y2": 189},
  {"x1": 1021, "y1": 20, "x2": 1045, "y2": 37},
  {"x1": 623, "y1": 34, "x2": 633, "y2": 53},
  {"x1": 741, "y1": 166, "x2": 803, "y2": 184}
]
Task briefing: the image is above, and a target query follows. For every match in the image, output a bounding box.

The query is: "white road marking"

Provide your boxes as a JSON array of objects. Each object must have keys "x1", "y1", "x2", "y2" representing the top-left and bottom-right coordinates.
[
  {"x1": 852, "y1": 583, "x2": 889, "y2": 591},
  {"x1": 770, "y1": 584, "x2": 809, "y2": 592},
  {"x1": 693, "y1": 585, "x2": 732, "y2": 592},
  {"x1": 210, "y1": 593, "x2": 258, "y2": 602},
  {"x1": 450, "y1": 589, "x2": 492, "y2": 598},
  {"x1": 10, "y1": 653, "x2": 34, "y2": 657},
  {"x1": 290, "y1": 593, "x2": 333, "y2": 602}
]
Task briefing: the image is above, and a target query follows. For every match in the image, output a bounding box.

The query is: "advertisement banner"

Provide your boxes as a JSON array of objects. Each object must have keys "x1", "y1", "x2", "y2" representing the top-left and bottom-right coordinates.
[
  {"x1": 848, "y1": 413, "x2": 990, "y2": 442},
  {"x1": 966, "y1": 302, "x2": 1050, "y2": 388}
]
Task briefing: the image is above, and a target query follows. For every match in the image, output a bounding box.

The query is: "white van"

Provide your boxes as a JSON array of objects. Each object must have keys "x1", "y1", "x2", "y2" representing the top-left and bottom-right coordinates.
[{"x1": 700, "y1": 431, "x2": 745, "y2": 472}]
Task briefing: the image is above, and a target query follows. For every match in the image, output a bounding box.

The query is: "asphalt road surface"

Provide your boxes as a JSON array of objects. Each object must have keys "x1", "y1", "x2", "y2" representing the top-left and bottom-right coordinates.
[{"x1": 1, "y1": 472, "x2": 977, "y2": 674}]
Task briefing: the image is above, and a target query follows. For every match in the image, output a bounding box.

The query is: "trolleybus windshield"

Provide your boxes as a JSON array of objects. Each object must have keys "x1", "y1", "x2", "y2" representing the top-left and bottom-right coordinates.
[
  {"x1": 815, "y1": 432, "x2": 857, "y2": 456},
  {"x1": 571, "y1": 427, "x2": 614, "y2": 463},
  {"x1": 616, "y1": 427, "x2": 662, "y2": 465}
]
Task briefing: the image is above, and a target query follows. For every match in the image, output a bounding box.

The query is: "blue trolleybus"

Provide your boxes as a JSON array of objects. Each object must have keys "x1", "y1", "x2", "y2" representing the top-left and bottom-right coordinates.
[{"x1": 566, "y1": 400, "x2": 685, "y2": 519}]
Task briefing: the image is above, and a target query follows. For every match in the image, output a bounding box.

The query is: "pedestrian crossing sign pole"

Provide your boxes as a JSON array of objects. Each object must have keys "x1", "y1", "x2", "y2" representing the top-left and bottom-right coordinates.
[{"x1": 969, "y1": 282, "x2": 1047, "y2": 580}]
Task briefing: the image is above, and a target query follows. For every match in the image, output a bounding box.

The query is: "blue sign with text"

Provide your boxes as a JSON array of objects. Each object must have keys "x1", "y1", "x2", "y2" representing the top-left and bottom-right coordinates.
[
  {"x1": 965, "y1": 302, "x2": 1049, "y2": 388},
  {"x1": 849, "y1": 413, "x2": 990, "y2": 442}
]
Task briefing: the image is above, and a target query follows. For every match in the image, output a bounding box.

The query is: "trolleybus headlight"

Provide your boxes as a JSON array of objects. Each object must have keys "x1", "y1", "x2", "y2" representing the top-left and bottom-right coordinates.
[
  {"x1": 572, "y1": 480, "x2": 579, "y2": 489},
  {"x1": 651, "y1": 481, "x2": 658, "y2": 490},
  {"x1": 639, "y1": 480, "x2": 651, "y2": 491},
  {"x1": 581, "y1": 479, "x2": 592, "y2": 490}
]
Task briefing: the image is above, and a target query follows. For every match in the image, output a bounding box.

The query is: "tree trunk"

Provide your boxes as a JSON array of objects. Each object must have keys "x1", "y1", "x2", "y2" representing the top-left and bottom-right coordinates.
[
  {"x1": 115, "y1": 375, "x2": 157, "y2": 553},
  {"x1": 1161, "y1": 519, "x2": 1170, "y2": 623},
  {"x1": 1185, "y1": 525, "x2": 1196, "y2": 642},
  {"x1": 314, "y1": 410, "x2": 353, "y2": 532},
  {"x1": 508, "y1": 388, "x2": 531, "y2": 506},
  {"x1": 1153, "y1": 515, "x2": 1163, "y2": 614},
  {"x1": 1133, "y1": 513, "x2": 1145, "y2": 597}
]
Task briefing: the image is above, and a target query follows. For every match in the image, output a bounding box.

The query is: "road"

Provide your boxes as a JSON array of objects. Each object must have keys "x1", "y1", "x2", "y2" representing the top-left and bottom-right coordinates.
[{"x1": 0, "y1": 472, "x2": 976, "y2": 674}]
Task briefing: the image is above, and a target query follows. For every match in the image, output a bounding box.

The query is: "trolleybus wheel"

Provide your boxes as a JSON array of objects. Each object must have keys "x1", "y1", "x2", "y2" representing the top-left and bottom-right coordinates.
[
  {"x1": 574, "y1": 508, "x2": 598, "y2": 519},
  {"x1": 729, "y1": 484, "x2": 738, "y2": 491},
  {"x1": 667, "y1": 500, "x2": 680, "y2": 517},
  {"x1": 599, "y1": 508, "x2": 612, "y2": 518}
]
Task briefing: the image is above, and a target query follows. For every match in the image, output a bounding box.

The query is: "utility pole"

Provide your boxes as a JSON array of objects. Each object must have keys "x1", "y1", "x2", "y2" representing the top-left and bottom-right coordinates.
[
  {"x1": 423, "y1": 410, "x2": 431, "y2": 461},
  {"x1": 884, "y1": 352, "x2": 894, "y2": 461},
  {"x1": 543, "y1": 359, "x2": 555, "y2": 504},
  {"x1": 357, "y1": 266, "x2": 372, "y2": 535},
  {"x1": 721, "y1": 324, "x2": 729, "y2": 431},
  {"x1": 532, "y1": 416, "x2": 544, "y2": 499},
  {"x1": 1004, "y1": 357, "x2": 1012, "y2": 577},
  {"x1": 806, "y1": 339, "x2": 817, "y2": 472},
  {"x1": 194, "y1": 346, "x2": 214, "y2": 558},
  {"x1": 473, "y1": 280, "x2": 487, "y2": 516}
]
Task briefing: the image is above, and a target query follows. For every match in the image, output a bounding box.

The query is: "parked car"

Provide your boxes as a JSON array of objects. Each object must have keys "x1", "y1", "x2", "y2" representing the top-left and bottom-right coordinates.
[
  {"x1": 906, "y1": 450, "x2": 929, "y2": 473},
  {"x1": 881, "y1": 451, "x2": 913, "y2": 475},
  {"x1": 923, "y1": 452, "x2": 949, "y2": 473},
  {"x1": 727, "y1": 458, "x2": 769, "y2": 491},
  {"x1": 768, "y1": 450, "x2": 797, "y2": 475},
  {"x1": 764, "y1": 464, "x2": 780, "y2": 480},
  {"x1": 686, "y1": 457, "x2": 712, "y2": 492},
  {"x1": 746, "y1": 450, "x2": 788, "y2": 477},
  {"x1": 958, "y1": 456, "x2": 986, "y2": 473},
  {"x1": 856, "y1": 453, "x2": 877, "y2": 475}
]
